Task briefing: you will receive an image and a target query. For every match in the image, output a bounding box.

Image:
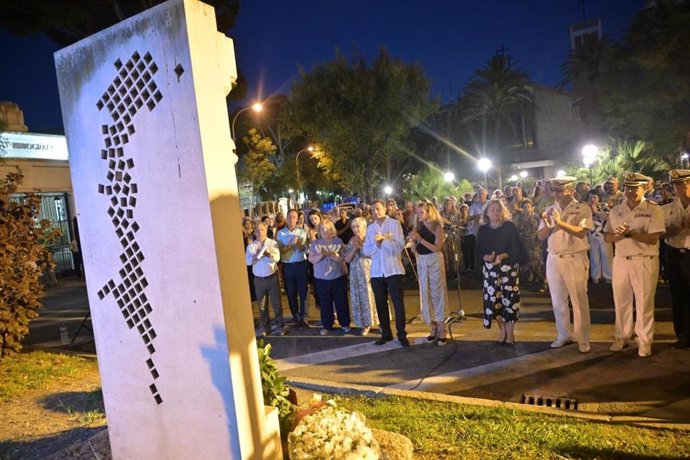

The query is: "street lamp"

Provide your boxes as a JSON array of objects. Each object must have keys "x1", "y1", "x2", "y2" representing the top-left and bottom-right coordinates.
[
  {"x1": 383, "y1": 185, "x2": 393, "y2": 199},
  {"x1": 681, "y1": 153, "x2": 689, "y2": 168},
  {"x1": 295, "y1": 146, "x2": 315, "y2": 203},
  {"x1": 519, "y1": 170, "x2": 528, "y2": 179},
  {"x1": 509, "y1": 174, "x2": 518, "y2": 182},
  {"x1": 230, "y1": 102, "x2": 263, "y2": 143},
  {"x1": 443, "y1": 171, "x2": 455, "y2": 182},
  {"x1": 477, "y1": 158, "x2": 492, "y2": 189},
  {"x1": 556, "y1": 169, "x2": 566, "y2": 177},
  {"x1": 582, "y1": 144, "x2": 598, "y2": 184}
]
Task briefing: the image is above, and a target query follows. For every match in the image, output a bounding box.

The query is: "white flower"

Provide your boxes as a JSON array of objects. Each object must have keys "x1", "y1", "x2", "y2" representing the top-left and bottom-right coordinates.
[
  {"x1": 288, "y1": 401, "x2": 381, "y2": 460},
  {"x1": 485, "y1": 308, "x2": 492, "y2": 315}
]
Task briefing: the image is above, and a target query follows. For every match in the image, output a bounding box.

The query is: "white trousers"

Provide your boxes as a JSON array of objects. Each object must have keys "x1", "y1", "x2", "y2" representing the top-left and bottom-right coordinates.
[
  {"x1": 417, "y1": 251, "x2": 448, "y2": 324},
  {"x1": 612, "y1": 256, "x2": 658, "y2": 345},
  {"x1": 546, "y1": 252, "x2": 591, "y2": 344},
  {"x1": 588, "y1": 235, "x2": 613, "y2": 281}
]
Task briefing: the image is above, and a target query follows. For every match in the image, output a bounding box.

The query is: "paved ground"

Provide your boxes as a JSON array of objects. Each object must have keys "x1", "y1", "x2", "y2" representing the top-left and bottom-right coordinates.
[{"x1": 28, "y1": 275, "x2": 690, "y2": 424}]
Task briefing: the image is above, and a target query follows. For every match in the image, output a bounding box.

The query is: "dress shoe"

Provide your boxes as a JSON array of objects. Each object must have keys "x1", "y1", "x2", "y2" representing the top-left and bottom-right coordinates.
[
  {"x1": 578, "y1": 343, "x2": 591, "y2": 353},
  {"x1": 300, "y1": 319, "x2": 311, "y2": 329},
  {"x1": 374, "y1": 337, "x2": 393, "y2": 346},
  {"x1": 550, "y1": 337, "x2": 573, "y2": 348},
  {"x1": 399, "y1": 337, "x2": 411, "y2": 347},
  {"x1": 673, "y1": 339, "x2": 690, "y2": 349},
  {"x1": 609, "y1": 339, "x2": 626, "y2": 352},
  {"x1": 320, "y1": 328, "x2": 330, "y2": 336}
]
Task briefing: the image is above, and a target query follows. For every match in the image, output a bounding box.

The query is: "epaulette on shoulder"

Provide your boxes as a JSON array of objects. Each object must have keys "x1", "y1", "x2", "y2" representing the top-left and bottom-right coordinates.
[{"x1": 659, "y1": 198, "x2": 674, "y2": 206}]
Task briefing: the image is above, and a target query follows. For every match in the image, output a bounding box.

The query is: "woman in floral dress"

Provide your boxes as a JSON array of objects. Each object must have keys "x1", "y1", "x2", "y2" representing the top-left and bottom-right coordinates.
[
  {"x1": 440, "y1": 197, "x2": 462, "y2": 275},
  {"x1": 475, "y1": 199, "x2": 527, "y2": 345},
  {"x1": 343, "y1": 217, "x2": 378, "y2": 335},
  {"x1": 514, "y1": 199, "x2": 544, "y2": 285}
]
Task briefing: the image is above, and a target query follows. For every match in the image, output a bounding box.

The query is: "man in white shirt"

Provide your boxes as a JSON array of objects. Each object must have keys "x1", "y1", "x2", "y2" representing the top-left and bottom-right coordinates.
[
  {"x1": 662, "y1": 169, "x2": 690, "y2": 348},
  {"x1": 463, "y1": 188, "x2": 488, "y2": 273},
  {"x1": 363, "y1": 200, "x2": 409, "y2": 347},
  {"x1": 604, "y1": 173, "x2": 665, "y2": 357},
  {"x1": 245, "y1": 222, "x2": 286, "y2": 336},
  {"x1": 538, "y1": 176, "x2": 594, "y2": 353}
]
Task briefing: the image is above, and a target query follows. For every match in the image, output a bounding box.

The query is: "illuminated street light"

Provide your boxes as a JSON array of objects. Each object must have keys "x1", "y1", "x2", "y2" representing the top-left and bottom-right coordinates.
[
  {"x1": 556, "y1": 169, "x2": 566, "y2": 177},
  {"x1": 519, "y1": 170, "x2": 528, "y2": 179},
  {"x1": 509, "y1": 175, "x2": 518, "y2": 182},
  {"x1": 582, "y1": 144, "x2": 598, "y2": 184},
  {"x1": 230, "y1": 102, "x2": 263, "y2": 143},
  {"x1": 477, "y1": 158, "x2": 492, "y2": 188},
  {"x1": 444, "y1": 171, "x2": 455, "y2": 182},
  {"x1": 383, "y1": 185, "x2": 393, "y2": 199},
  {"x1": 681, "y1": 153, "x2": 689, "y2": 168},
  {"x1": 295, "y1": 146, "x2": 315, "y2": 199}
]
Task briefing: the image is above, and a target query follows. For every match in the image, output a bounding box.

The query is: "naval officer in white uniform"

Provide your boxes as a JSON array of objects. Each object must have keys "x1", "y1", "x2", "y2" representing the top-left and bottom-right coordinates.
[
  {"x1": 538, "y1": 176, "x2": 594, "y2": 353},
  {"x1": 604, "y1": 172, "x2": 665, "y2": 357}
]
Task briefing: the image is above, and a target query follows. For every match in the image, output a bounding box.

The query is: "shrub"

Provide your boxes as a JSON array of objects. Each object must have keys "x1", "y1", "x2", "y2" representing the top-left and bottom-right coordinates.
[
  {"x1": 0, "y1": 172, "x2": 60, "y2": 358},
  {"x1": 256, "y1": 339, "x2": 296, "y2": 435}
]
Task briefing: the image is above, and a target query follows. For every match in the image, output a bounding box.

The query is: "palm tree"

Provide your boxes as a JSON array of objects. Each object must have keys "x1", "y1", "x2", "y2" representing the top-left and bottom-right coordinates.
[
  {"x1": 461, "y1": 56, "x2": 535, "y2": 189},
  {"x1": 594, "y1": 140, "x2": 671, "y2": 185}
]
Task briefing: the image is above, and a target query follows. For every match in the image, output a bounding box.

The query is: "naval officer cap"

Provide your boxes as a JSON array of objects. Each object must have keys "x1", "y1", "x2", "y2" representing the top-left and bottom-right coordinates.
[
  {"x1": 549, "y1": 176, "x2": 577, "y2": 191},
  {"x1": 623, "y1": 172, "x2": 653, "y2": 187},
  {"x1": 669, "y1": 169, "x2": 690, "y2": 183}
]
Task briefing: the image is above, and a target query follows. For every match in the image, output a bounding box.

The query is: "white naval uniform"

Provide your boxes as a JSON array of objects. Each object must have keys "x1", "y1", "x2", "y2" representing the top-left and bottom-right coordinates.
[
  {"x1": 539, "y1": 199, "x2": 594, "y2": 345},
  {"x1": 605, "y1": 199, "x2": 665, "y2": 346}
]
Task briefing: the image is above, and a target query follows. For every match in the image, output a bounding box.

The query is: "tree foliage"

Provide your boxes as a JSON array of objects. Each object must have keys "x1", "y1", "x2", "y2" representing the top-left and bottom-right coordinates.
[
  {"x1": 289, "y1": 48, "x2": 436, "y2": 200},
  {"x1": 401, "y1": 163, "x2": 473, "y2": 202},
  {"x1": 237, "y1": 128, "x2": 277, "y2": 200},
  {"x1": 595, "y1": 1, "x2": 690, "y2": 155},
  {"x1": 1, "y1": 173, "x2": 60, "y2": 358},
  {"x1": 460, "y1": 55, "x2": 536, "y2": 189}
]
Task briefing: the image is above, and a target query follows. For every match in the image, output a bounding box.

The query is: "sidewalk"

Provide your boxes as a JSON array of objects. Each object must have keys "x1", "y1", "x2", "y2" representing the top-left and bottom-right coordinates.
[{"x1": 29, "y1": 275, "x2": 690, "y2": 425}]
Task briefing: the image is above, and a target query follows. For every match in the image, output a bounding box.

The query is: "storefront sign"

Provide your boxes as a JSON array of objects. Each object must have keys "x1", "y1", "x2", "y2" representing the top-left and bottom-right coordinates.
[{"x1": 0, "y1": 132, "x2": 68, "y2": 161}]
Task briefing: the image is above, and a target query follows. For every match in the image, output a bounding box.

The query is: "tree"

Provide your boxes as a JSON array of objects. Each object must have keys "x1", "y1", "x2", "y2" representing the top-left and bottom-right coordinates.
[
  {"x1": 567, "y1": 139, "x2": 671, "y2": 186},
  {"x1": 400, "y1": 163, "x2": 472, "y2": 202},
  {"x1": 595, "y1": 1, "x2": 690, "y2": 156},
  {"x1": 289, "y1": 49, "x2": 436, "y2": 200},
  {"x1": 1, "y1": 173, "x2": 61, "y2": 357},
  {"x1": 237, "y1": 128, "x2": 277, "y2": 204},
  {"x1": 460, "y1": 55, "x2": 536, "y2": 190}
]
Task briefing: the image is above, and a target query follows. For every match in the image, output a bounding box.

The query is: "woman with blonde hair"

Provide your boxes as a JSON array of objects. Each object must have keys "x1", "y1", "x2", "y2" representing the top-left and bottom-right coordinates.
[
  {"x1": 343, "y1": 217, "x2": 379, "y2": 335},
  {"x1": 476, "y1": 199, "x2": 527, "y2": 345},
  {"x1": 409, "y1": 201, "x2": 449, "y2": 345},
  {"x1": 308, "y1": 218, "x2": 351, "y2": 335}
]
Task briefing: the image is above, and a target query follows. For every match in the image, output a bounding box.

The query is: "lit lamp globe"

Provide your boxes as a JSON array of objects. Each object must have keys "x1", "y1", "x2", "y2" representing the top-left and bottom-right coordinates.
[
  {"x1": 444, "y1": 171, "x2": 455, "y2": 182},
  {"x1": 556, "y1": 170, "x2": 566, "y2": 177},
  {"x1": 519, "y1": 170, "x2": 528, "y2": 178},
  {"x1": 383, "y1": 185, "x2": 393, "y2": 196}
]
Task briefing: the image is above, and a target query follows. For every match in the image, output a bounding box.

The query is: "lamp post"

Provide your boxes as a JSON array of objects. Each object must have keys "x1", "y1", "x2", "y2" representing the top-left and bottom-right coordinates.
[
  {"x1": 230, "y1": 102, "x2": 263, "y2": 144},
  {"x1": 383, "y1": 185, "x2": 393, "y2": 200},
  {"x1": 582, "y1": 144, "x2": 598, "y2": 185},
  {"x1": 477, "y1": 158, "x2": 492, "y2": 189},
  {"x1": 295, "y1": 146, "x2": 314, "y2": 204},
  {"x1": 443, "y1": 171, "x2": 455, "y2": 183}
]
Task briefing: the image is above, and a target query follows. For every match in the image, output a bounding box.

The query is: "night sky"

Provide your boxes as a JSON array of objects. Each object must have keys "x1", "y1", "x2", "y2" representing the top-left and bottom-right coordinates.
[{"x1": 0, "y1": 0, "x2": 643, "y2": 132}]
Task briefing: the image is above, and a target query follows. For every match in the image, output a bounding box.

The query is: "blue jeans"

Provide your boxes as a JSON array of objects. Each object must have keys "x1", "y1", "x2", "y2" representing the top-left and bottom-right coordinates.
[{"x1": 282, "y1": 261, "x2": 309, "y2": 321}]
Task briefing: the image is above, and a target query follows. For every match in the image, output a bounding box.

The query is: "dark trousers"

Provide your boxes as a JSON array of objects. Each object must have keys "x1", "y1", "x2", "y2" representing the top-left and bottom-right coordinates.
[
  {"x1": 254, "y1": 272, "x2": 283, "y2": 330},
  {"x1": 463, "y1": 235, "x2": 476, "y2": 270},
  {"x1": 371, "y1": 275, "x2": 406, "y2": 340},
  {"x1": 247, "y1": 265, "x2": 257, "y2": 302},
  {"x1": 282, "y1": 261, "x2": 309, "y2": 321},
  {"x1": 666, "y1": 246, "x2": 690, "y2": 341},
  {"x1": 315, "y1": 275, "x2": 350, "y2": 329}
]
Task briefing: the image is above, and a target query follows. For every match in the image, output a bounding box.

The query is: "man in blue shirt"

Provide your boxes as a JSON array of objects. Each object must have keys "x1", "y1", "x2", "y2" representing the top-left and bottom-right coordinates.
[{"x1": 277, "y1": 209, "x2": 310, "y2": 327}]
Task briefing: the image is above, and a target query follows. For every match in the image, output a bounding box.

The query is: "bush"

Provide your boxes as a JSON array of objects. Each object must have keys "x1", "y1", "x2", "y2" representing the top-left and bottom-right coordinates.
[
  {"x1": 256, "y1": 339, "x2": 296, "y2": 435},
  {"x1": 0, "y1": 172, "x2": 60, "y2": 358}
]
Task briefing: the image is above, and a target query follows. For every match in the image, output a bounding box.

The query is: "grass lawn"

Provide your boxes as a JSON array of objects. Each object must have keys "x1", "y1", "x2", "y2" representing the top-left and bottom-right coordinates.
[{"x1": 1, "y1": 350, "x2": 689, "y2": 459}]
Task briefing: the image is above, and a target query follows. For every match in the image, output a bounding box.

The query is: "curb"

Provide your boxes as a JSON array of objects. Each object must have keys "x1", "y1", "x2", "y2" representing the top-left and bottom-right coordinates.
[{"x1": 285, "y1": 376, "x2": 690, "y2": 431}]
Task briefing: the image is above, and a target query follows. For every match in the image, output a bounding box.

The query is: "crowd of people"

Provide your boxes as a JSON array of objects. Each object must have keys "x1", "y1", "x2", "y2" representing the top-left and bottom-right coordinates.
[{"x1": 243, "y1": 168, "x2": 690, "y2": 357}]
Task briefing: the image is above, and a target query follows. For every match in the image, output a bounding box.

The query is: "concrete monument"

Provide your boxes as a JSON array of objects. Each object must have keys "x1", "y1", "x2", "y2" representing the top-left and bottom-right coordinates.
[{"x1": 54, "y1": 0, "x2": 280, "y2": 458}]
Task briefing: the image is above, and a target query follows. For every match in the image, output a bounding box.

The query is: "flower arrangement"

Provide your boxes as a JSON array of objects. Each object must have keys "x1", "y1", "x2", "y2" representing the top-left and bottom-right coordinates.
[{"x1": 288, "y1": 394, "x2": 381, "y2": 460}]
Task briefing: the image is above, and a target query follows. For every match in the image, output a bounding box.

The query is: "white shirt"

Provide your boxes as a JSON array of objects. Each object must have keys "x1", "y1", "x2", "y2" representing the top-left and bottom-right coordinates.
[
  {"x1": 538, "y1": 199, "x2": 593, "y2": 255},
  {"x1": 466, "y1": 200, "x2": 486, "y2": 236},
  {"x1": 362, "y1": 216, "x2": 405, "y2": 277},
  {"x1": 663, "y1": 197, "x2": 690, "y2": 249},
  {"x1": 605, "y1": 199, "x2": 665, "y2": 256},
  {"x1": 245, "y1": 238, "x2": 281, "y2": 277}
]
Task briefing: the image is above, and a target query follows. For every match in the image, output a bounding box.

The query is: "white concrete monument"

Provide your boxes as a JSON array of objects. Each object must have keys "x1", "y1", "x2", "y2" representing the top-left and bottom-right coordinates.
[{"x1": 54, "y1": 0, "x2": 281, "y2": 458}]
